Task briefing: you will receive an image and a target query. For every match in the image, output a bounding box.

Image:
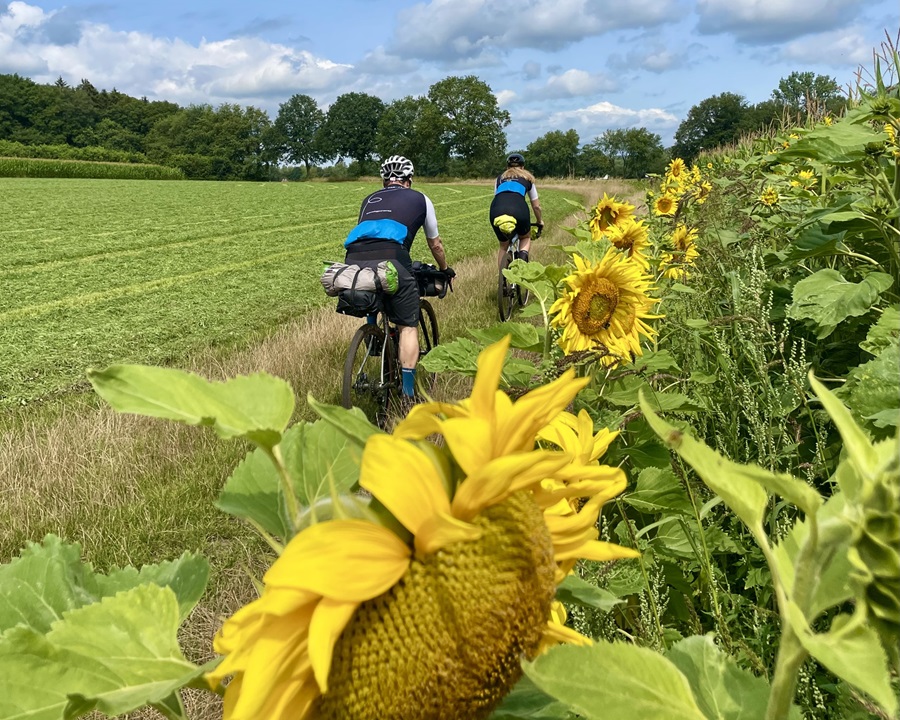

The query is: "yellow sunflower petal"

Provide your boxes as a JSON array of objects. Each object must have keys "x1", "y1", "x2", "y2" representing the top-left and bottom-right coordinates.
[
  {"x1": 541, "y1": 618, "x2": 593, "y2": 648},
  {"x1": 471, "y1": 336, "x2": 510, "y2": 418},
  {"x1": 557, "y1": 539, "x2": 640, "y2": 562},
  {"x1": 440, "y1": 416, "x2": 495, "y2": 477},
  {"x1": 394, "y1": 401, "x2": 465, "y2": 439},
  {"x1": 309, "y1": 596, "x2": 360, "y2": 693},
  {"x1": 265, "y1": 520, "x2": 410, "y2": 601}
]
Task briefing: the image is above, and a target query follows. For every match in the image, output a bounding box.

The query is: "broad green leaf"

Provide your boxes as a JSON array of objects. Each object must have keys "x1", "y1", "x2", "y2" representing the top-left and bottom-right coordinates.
[
  {"x1": 0, "y1": 584, "x2": 203, "y2": 720},
  {"x1": 470, "y1": 323, "x2": 541, "y2": 351},
  {"x1": 786, "y1": 270, "x2": 893, "y2": 339},
  {"x1": 666, "y1": 635, "x2": 801, "y2": 720},
  {"x1": 605, "y1": 376, "x2": 698, "y2": 413},
  {"x1": 307, "y1": 397, "x2": 383, "y2": 448},
  {"x1": 555, "y1": 575, "x2": 623, "y2": 612},
  {"x1": 860, "y1": 307, "x2": 900, "y2": 356},
  {"x1": 778, "y1": 121, "x2": 886, "y2": 165},
  {"x1": 524, "y1": 642, "x2": 706, "y2": 720},
  {"x1": 292, "y1": 418, "x2": 364, "y2": 506},
  {"x1": 216, "y1": 435, "x2": 293, "y2": 538},
  {"x1": 490, "y1": 675, "x2": 575, "y2": 719},
  {"x1": 0, "y1": 536, "x2": 209, "y2": 634},
  {"x1": 640, "y1": 397, "x2": 768, "y2": 540},
  {"x1": 91, "y1": 553, "x2": 209, "y2": 625},
  {"x1": 787, "y1": 605, "x2": 898, "y2": 716},
  {"x1": 786, "y1": 225, "x2": 845, "y2": 262},
  {"x1": 625, "y1": 466, "x2": 694, "y2": 516},
  {"x1": 418, "y1": 337, "x2": 482, "y2": 376},
  {"x1": 632, "y1": 350, "x2": 680, "y2": 373},
  {"x1": 88, "y1": 365, "x2": 294, "y2": 449},
  {"x1": 842, "y1": 346, "x2": 900, "y2": 431}
]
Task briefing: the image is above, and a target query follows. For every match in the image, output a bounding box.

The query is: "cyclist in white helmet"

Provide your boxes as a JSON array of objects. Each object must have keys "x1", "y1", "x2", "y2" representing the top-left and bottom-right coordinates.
[{"x1": 343, "y1": 155, "x2": 454, "y2": 402}]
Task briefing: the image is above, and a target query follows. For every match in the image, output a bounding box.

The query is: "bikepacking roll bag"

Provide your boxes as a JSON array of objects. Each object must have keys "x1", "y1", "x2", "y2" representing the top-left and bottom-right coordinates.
[
  {"x1": 321, "y1": 260, "x2": 399, "y2": 317},
  {"x1": 412, "y1": 261, "x2": 450, "y2": 299}
]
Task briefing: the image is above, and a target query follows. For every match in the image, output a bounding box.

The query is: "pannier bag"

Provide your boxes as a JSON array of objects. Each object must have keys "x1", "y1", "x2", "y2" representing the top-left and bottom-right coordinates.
[
  {"x1": 321, "y1": 260, "x2": 399, "y2": 318},
  {"x1": 412, "y1": 261, "x2": 450, "y2": 299}
]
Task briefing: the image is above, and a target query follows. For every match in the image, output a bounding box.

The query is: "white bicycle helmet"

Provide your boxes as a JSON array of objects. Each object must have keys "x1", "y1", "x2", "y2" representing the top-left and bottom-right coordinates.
[{"x1": 380, "y1": 155, "x2": 415, "y2": 180}]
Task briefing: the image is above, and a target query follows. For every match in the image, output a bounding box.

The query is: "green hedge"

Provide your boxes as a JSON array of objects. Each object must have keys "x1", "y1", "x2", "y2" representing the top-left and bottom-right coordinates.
[{"x1": 0, "y1": 156, "x2": 185, "y2": 180}]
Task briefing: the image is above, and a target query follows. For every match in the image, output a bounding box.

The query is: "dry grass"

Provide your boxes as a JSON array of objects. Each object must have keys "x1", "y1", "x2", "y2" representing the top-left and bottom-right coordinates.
[{"x1": 0, "y1": 179, "x2": 628, "y2": 717}]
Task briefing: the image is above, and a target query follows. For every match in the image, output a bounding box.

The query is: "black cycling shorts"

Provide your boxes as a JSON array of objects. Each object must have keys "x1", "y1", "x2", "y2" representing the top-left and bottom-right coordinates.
[
  {"x1": 489, "y1": 193, "x2": 531, "y2": 242},
  {"x1": 344, "y1": 249, "x2": 419, "y2": 327}
]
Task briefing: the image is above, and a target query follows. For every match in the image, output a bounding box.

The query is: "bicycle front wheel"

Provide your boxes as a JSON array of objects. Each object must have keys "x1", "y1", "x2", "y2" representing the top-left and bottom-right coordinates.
[
  {"x1": 498, "y1": 254, "x2": 515, "y2": 322},
  {"x1": 342, "y1": 324, "x2": 388, "y2": 420}
]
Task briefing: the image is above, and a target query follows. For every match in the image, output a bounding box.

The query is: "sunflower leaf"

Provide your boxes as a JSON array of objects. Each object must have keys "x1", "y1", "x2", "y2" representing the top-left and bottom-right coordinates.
[
  {"x1": 555, "y1": 575, "x2": 623, "y2": 612},
  {"x1": 523, "y1": 642, "x2": 707, "y2": 720},
  {"x1": 786, "y1": 269, "x2": 893, "y2": 339},
  {"x1": 87, "y1": 365, "x2": 294, "y2": 449}
]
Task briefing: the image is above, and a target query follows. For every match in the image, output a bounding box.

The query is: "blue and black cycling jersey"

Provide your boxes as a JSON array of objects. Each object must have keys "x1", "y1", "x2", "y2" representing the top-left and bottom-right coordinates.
[
  {"x1": 494, "y1": 175, "x2": 533, "y2": 197},
  {"x1": 344, "y1": 185, "x2": 434, "y2": 253}
]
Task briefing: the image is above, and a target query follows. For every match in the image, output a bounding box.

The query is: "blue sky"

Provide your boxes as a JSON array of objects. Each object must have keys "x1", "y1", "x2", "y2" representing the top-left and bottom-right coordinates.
[{"x1": 1, "y1": 0, "x2": 897, "y2": 149}]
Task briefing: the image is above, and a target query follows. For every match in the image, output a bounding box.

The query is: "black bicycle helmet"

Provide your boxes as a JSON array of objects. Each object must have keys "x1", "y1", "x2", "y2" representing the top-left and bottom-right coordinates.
[
  {"x1": 380, "y1": 155, "x2": 415, "y2": 180},
  {"x1": 506, "y1": 153, "x2": 525, "y2": 167}
]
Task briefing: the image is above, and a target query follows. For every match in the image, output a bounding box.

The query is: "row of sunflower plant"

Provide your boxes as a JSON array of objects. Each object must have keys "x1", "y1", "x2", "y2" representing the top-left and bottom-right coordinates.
[{"x1": 1, "y1": 49, "x2": 898, "y2": 720}]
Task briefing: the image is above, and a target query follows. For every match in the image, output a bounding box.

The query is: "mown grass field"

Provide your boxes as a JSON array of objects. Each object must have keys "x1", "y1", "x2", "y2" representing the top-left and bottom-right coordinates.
[{"x1": 1, "y1": 178, "x2": 578, "y2": 409}]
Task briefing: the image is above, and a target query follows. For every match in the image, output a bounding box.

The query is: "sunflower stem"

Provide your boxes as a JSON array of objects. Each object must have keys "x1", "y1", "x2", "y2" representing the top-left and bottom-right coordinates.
[{"x1": 268, "y1": 443, "x2": 301, "y2": 534}]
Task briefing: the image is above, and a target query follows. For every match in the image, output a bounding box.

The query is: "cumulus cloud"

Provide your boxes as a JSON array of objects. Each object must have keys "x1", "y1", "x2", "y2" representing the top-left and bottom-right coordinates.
[
  {"x1": 542, "y1": 68, "x2": 618, "y2": 98},
  {"x1": 549, "y1": 100, "x2": 679, "y2": 134},
  {"x1": 0, "y1": 2, "x2": 352, "y2": 103},
  {"x1": 391, "y1": 0, "x2": 679, "y2": 62},
  {"x1": 696, "y1": 0, "x2": 868, "y2": 44},
  {"x1": 355, "y1": 46, "x2": 420, "y2": 75},
  {"x1": 608, "y1": 42, "x2": 707, "y2": 74},
  {"x1": 496, "y1": 88, "x2": 518, "y2": 106},
  {"x1": 777, "y1": 26, "x2": 872, "y2": 66}
]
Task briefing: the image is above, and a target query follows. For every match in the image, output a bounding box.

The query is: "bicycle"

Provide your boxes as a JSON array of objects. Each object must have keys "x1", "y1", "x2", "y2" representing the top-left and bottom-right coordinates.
[
  {"x1": 341, "y1": 266, "x2": 446, "y2": 424},
  {"x1": 497, "y1": 223, "x2": 541, "y2": 322}
]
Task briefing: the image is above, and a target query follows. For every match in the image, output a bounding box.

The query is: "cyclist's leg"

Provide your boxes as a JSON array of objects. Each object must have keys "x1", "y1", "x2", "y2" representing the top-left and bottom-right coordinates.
[
  {"x1": 514, "y1": 206, "x2": 532, "y2": 261},
  {"x1": 497, "y1": 239, "x2": 510, "y2": 269},
  {"x1": 384, "y1": 267, "x2": 420, "y2": 397}
]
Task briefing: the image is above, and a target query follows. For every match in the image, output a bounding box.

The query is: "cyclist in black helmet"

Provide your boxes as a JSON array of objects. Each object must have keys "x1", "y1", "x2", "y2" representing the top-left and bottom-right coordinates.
[
  {"x1": 489, "y1": 152, "x2": 543, "y2": 269},
  {"x1": 343, "y1": 155, "x2": 454, "y2": 402}
]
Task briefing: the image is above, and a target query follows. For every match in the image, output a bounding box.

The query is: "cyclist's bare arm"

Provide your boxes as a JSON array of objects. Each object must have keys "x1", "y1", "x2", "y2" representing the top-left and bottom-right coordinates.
[
  {"x1": 530, "y1": 198, "x2": 544, "y2": 226},
  {"x1": 426, "y1": 235, "x2": 448, "y2": 270}
]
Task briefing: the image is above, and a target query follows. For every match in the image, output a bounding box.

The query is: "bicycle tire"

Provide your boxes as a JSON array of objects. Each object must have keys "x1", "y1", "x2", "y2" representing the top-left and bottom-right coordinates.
[
  {"x1": 498, "y1": 253, "x2": 515, "y2": 322},
  {"x1": 342, "y1": 324, "x2": 389, "y2": 421},
  {"x1": 417, "y1": 299, "x2": 440, "y2": 395},
  {"x1": 516, "y1": 282, "x2": 530, "y2": 308}
]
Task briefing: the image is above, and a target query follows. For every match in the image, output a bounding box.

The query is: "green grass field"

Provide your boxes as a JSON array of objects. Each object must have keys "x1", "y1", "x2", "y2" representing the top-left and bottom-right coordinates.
[{"x1": 1, "y1": 178, "x2": 578, "y2": 408}]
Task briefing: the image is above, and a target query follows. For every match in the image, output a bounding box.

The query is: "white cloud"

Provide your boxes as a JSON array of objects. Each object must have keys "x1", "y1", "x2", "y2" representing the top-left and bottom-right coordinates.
[
  {"x1": 696, "y1": 0, "x2": 867, "y2": 44},
  {"x1": 496, "y1": 88, "x2": 518, "y2": 106},
  {"x1": 778, "y1": 26, "x2": 871, "y2": 66},
  {"x1": 542, "y1": 68, "x2": 618, "y2": 98},
  {"x1": 549, "y1": 100, "x2": 679, "y2": 133},
  {"x1": 391, "y1": 0, "x2": 679, "y2": 62},
  {"x1": 0, "y1": 2, "x2": 352, "y2": 104}
]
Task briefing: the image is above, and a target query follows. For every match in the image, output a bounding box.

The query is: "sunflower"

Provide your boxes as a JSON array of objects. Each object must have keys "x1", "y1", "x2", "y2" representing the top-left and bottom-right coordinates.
[
  {"x1": 696, "y1": 180, "x2": 712, "y2": 204},
  {"x1": 653, "y1": 193, "x2": 678, "y2": 217},
  {"x1": 208, "y1": 338, "x2": 636, "y2": 720},
  {"x1": 589, "y1": 193, "x2": 635, "y2": 238},
  {"x1": 659, "y1": 225, "x2": 699, "y2": 280},
  {"x1": 549, "y1": 248, "x2": 659, "y2": 360},
  {"x1": 760, "y1": 186, "x2": 780, "y2": 207},
  {"x1": 606, "y1": 219, "x2": 650, "y2": 269},
  {"x1": 666, "y1": 158, "x2": 685, "y2": 179}
]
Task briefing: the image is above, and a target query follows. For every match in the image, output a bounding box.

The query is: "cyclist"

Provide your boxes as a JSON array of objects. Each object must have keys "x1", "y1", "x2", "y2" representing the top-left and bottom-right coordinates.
[
  {"x1": 489, "y1": 152, "x2": 543, "y2": 269},
  {"x1": 343, "y1": 155, "x2": 454, "y2": 403}
]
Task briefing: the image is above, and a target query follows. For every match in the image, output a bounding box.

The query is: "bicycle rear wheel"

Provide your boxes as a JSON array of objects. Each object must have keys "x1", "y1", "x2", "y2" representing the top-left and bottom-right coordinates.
[
  {"x1": 417, "y1": 299, "x2": 440, "y2": 395},
  {"x1": 342, "y1": 324, "x2": 389, "y2": 420},
  {"x1": 516, "y1": 283, "x2": 530, "y2": 308},
  {"x1": 497, "y1": 253, "x2": 515, "y2": 322}
]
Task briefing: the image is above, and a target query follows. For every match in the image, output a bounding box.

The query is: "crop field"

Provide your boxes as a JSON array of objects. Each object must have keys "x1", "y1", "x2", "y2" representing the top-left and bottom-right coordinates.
[{"x1": 0, "y1": 178, "x2": 578, "y2": 408}]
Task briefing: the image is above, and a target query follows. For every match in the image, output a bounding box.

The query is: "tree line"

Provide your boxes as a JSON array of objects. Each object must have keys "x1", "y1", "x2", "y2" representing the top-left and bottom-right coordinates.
[{"x1": 0, "y1": 71, "x2": 844, "y2": 181}]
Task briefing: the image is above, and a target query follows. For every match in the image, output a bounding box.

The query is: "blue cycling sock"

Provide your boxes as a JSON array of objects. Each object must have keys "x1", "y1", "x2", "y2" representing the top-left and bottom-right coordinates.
[
  {"x1": 366, "y1": 313, "x2": 377, "y2": 325},
  {"x1": 401, "y1": 368, "x2": 416, "y2": 397}
]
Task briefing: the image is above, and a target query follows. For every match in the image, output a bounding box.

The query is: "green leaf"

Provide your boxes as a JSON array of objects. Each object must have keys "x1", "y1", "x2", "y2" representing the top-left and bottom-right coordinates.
[
  {"x1": 860, "y1": 307, "x2": 900, "y2": 356},
  {"x1": 625, "y1": 467, "x2": 693, "y2": 516},
  {"x1": 307, "y1": 397, "x2": 383, "y2": 448},
  {"x1": 605, "y1": 376, "x2": 698, "y2": 412},
  {"x1": 786, "y1": 270, "x2": 894, "y2": 339},
  {"x1": 291, "y1": 419, "x2": 364, "y2": 506},
  {"x1": 787, "y1": 605, "x2": 898, "y2": 717},
  {"x1": 842, "y1": 345, "x2": 900, "y2": 431},
  {"x1": 555, "y1": 575, "x2": 624, "y2": 612},
  {"x1": 785, "y1": 224, "x2": 845, "y2": 262},
  {"x1": 524, "y1": 642, "x2": 707, "y2": 720},
  {"x1": 667, "y1": 635, "x2": 801, "y2": 720},
  {"x1": 778, "y1": 120, "x2": 885, "y2": 165},
  {"x1": 418, "y1": 337, "x2": 482, "y2": 376},
  {"x1": 470, "y1": 322, "x2": 541, "y2": 351},
  {"x1": 490, "y1": 675, "x2": 574, "y2": 719},
  {"x1": 0, "y1": 536, "x2": 209, "y2": 634},
  {"x1": 88, "y1": 365, "x2": 294, "y2": 449},
  {"x1": 0, "y1": 584, "x2": 203, "y2": 720},
  {"x1": 640, "y1": 396, "x2": 768, "y2": 540},
  {"x1": 809, "y1": 375, "x2": 879, "y2": 476}
]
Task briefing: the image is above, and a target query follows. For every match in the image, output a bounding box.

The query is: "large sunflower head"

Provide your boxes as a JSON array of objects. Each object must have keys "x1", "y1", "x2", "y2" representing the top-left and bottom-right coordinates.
[
  {"x1": 549, "y1": 248, "x2": 659, "y2": 361},
  {"x1": 208, "y1": 338, "x2": 636, "y2": 720},
  {"x1": 666, "y1": 157, "x2": 685, "y2": 179},
  {"x1": 589, "y1": 193, "x2": 635, "y2": 237}
]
